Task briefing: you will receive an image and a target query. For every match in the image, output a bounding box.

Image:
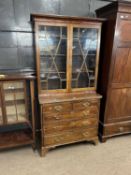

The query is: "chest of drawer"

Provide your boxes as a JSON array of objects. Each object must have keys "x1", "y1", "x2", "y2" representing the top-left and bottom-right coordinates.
[
  {"x1": 43, "y1": 117, "x2": 98, "y2": 134},
  {"x1": 43, "y1": 102, "x2": 72, "y2": 113},
  {"x1": 105, "y1": 122, "x2": 131, "y2": 136},
  {"x1": 73, "y1": 100, "x2": 99, "y2": 111},
  {"x1": 43, "y1": 108, "x2": 98, "y2": 122},
  {"x1": 44, "y1": 128, "x2": 97, "y2": 146}
]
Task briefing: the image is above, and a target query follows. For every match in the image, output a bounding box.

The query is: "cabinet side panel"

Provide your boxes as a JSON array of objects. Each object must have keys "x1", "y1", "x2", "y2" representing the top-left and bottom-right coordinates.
[{"x1": 96, "y1": 12, "x2": 117, "y2": 124}]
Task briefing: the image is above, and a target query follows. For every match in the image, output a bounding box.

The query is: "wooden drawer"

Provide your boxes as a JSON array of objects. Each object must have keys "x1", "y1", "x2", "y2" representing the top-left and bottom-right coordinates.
[
  {"x1": 104, "y1": 122, "x2": 131, "y2": 136},
  {"x1": 43, "y1": 102, "x2": 72, "y2": 113},
  {"x1": 44, "y1": 117, "x2": 98, "y2": 134},
  {"x1": 44, "y1": 128, "x2": 97, "y2": 146},
  {"x1": 44, "y1": 108, "x2": 98, "y2": 122},
  {"x1": 73, "y1": 100, "x2": 99, "y2": 111}
]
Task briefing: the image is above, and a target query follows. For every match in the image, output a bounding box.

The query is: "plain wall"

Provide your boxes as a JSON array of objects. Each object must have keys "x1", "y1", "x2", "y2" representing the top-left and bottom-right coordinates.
[{"x1": 0, "y1": 0, "x2": 109, "y2": 72}]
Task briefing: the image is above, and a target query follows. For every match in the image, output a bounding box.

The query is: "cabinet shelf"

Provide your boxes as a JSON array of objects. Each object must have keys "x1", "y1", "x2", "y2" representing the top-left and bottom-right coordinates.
[
  {"x1": 4, "y1": 88, "x2": 24, "y2": 93},
  {"x1": 72, "y1": 71, "x2": 94, "y2": 74},
  {"x1": 0, "y1": 119, "x2": 30, "y2": 126},
  {"x1": 40, "y1": 71, "x2": 66, "y2": 75},
  {"x1": 72, "y1": 54, "x2": 96, "y2": 56},
  {"x1": 0, "y1": 129, "x2": 33, "y2": 149},
  {"x1": 73, "y1": 37, "x2": 95, "y2": 40},
  {"x1": 40, "y1": 54, "x2": 66, "y2": 57},
  {"x1": 39, "y1": 34, "x2": 67, "y2": 39},
  {"x1": 5, "y1": 99, "x2": 25, "y2": 106},
  {"x1": 40, "y1": 79, "x2": 66, "y2": 82},
  {"x1": 72, "y1": 76, "x2": 95, "y2": 81}
]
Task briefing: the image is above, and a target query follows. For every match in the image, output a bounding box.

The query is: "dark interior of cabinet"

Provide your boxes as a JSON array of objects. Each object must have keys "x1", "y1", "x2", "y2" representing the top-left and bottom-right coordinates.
[
  {"x1": 72, "y1": 28, "x2": 98, "y2": 88},
  {"x1": 0, "y1": 128, "x2": 33, "y2": 149},
  {"x1": 39, "y1": 26, "x2": 67, "y2": 90},
  {"x1": 38, "y1": 24, "x2": 99, "y2": 91}
]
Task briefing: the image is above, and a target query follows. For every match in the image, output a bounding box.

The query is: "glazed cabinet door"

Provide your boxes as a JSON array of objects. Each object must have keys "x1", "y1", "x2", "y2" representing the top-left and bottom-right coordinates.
[
  {"x1": 36, "y1": 23, "x2": 68, "y2": 92},
  {"x1": 71, "y1": 25, "x2": 100, "y2": 90},
  {"x1": 3, "y1": 81, "x2": 28, "y2": 124}
]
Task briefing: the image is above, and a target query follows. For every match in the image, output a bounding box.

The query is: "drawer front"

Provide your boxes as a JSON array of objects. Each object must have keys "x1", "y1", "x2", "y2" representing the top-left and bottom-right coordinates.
[
  {"x1": 44, "y1": 118, "x2": 98, "y2": 134},
  {"x1": 43, "y1": 102, "x2": 72, "y2": 113},
  {"x1": 44, "y1": 128, "x2": 97, "y2": 146},
  {"x1": 44, "y1": 109, "x2": 98, "y2": 122},
  {"x1": 105, "y1": 122, "x2": 131, "y2": 136},
  {"x1": 73, "y1": 100, "x2": 99, "y2": 112}
]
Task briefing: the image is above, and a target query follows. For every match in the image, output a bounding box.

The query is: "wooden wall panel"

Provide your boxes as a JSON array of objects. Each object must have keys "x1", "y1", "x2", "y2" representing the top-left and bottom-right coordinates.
[
  {"x1": 106, "y1": 88, "x2": 131, "y2": 122},
  {"x1": 112, "y1": 48, "x2": 131, "y2": 83}
]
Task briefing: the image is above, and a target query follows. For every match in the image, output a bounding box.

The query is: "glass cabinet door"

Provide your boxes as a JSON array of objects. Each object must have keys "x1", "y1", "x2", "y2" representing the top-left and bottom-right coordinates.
[
  {"x1": 38, "y1": 25, "x2": 67, "y2": 90},
  {"x1": 3, "y1": 81, "x2": 28, "y2": 124},
  {"x1": 71, "y1": 27, "x2": 99, "y2": 89}
]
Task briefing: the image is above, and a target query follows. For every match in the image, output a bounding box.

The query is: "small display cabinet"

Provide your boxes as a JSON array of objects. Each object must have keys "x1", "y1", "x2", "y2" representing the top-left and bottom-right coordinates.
[
  {"x1": 0, "y1": 74, "x2": 35, "y2": 149},
  {"x1": 31, "y1": 14, "x2": 104, "y2": 156}
]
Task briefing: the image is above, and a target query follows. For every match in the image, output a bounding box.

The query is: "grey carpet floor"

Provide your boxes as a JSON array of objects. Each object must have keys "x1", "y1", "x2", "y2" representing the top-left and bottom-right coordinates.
[{"x1": 0, "y1": 135, "x2": 131, "y2": 175}]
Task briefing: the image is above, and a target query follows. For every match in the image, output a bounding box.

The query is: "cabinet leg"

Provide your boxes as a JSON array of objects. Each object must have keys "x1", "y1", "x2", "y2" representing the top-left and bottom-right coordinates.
[
  {"x1": 32, "y1": 143, "x2": 36, "y2": 151},
  {"x1": 101, "y1": 137, "x2": 107, "y2": 143},
  {"x1": 93, "y1": 138, "x2": 99, "y2": 145},
  {"x1": 41, "y1": 147, "x2": 49, "y2": 157},
  {"x1": 99, "y1": 135, "x2": 107, "y2": 143}
]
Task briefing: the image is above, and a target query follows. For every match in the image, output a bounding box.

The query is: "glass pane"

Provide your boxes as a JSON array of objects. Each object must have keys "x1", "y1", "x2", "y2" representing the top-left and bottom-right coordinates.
[
  {"x1": 3, "y1": 82, "x2": 27, "y2": 124},
  {"x1": 4, "y1": 92, "x2": 24, "y2": 101},
  {"x1": 39, "y1": 25, "x2": 67, "y2": 90},
  {"x1": 72, "y1": 27, "x2": 98, "y2": 88},
  {"x1": 16, "y1": 104, "x2": 26, "y2": 122},
  {"x1": 6, "y1": 106, "x2": 17, "y2": 123},
  {"x1": 3, "y1": 82, "x2": 24, "y2": 90}
]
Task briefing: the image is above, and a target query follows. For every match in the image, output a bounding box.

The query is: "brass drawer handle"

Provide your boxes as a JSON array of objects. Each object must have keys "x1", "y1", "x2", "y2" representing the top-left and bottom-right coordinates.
[
  {"x1": 54, "y1": 116, "x2": 60, "y2": 120},
  {"x1": 82, "y1": 121, "x2": 90, "y2": 125},
  {"x1": 119, "y1": 127, "x2": 124, "y2": 132},
  {"x1": 0, "y1": 74, "x2": 5, "y2": 79},
  {"x1": 55, "y1": 138, "x2": 62, "y2": 142},
  {"x1": 70, "y1": 122, "x2": 76, "y2": 127},
  {"x1": 66, "y1": 133, "x2": 71, "y2": 137},
  {"x1": 54, "y1": 106, "x2": 62, "y2": 111},
  {"x1": 8, "y1": 86, "x2": 15, "y2": 89},
  {"x1": 83, "y1": 102, "x2": 90, "y2": 107},
  {"x1": 53, "y1": 126, "x2": 58, "y2": 129},
  {"x1": 82, "y1": 132, "x2": 89, "y2": 137},
  {"x1": 83, "y1": 111, "x2": 90, "y2": 116}
]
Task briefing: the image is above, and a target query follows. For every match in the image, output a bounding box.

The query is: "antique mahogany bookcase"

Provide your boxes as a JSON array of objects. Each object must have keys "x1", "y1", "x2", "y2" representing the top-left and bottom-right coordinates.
[
  {"x1": 0, "y1": 74, "x2": 35, "y2": 149},
  {"x1": 96, "y1": 1, "x2": 131, "y2": 141},
  {"x1": 31, "y1": 14, "x2": 103, "y2": 156}
]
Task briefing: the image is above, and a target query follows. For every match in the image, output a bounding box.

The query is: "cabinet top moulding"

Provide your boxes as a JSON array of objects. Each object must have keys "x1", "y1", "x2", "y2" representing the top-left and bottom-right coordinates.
[
  {"x1": 96, "y1": 0, "x2": 131, "y2": 15},
  {"x1": 0, "y1": 74, "x2": 35, "y2": 81},
  {"x1": 31, "y1": 14, "x2": 106, "y2": 23}
]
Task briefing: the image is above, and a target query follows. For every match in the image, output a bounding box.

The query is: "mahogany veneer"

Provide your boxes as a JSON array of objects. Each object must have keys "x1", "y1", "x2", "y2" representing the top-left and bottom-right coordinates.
[
  {"x1": 96, "y1": 1, "x2": 131, "y2": 141},
  {"x1": 31, "y1": 14, "x2": 103, "y2": 156}
]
